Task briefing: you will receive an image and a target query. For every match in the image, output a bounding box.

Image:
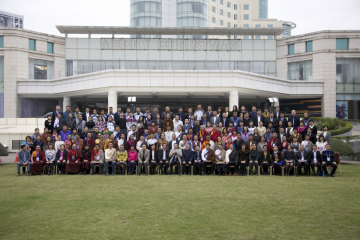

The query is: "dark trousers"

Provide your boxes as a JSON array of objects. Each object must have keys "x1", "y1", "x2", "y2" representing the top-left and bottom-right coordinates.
[
  {"x1": 159, "y1": 161, "x2": 169, "y2": 174},
  {"x1": 91, "y1": 162, "x2": 103, "y2": 174},
  {"x1": 249, "y1": 160, "x2": 259, "y2": 175},
  {"x1": 216, "y1": 163, "x2": 225, "y2": 175},
  {"x1": 322, "y1": 162, "x2": 337, "y2": 175},
  {"x1": 128, "y1": 161, "x2": 136, "y2": 174},
  {"x1": 202, "y1": 161, "x2": 215, "y2": 175},
  {"x1": 81, "y1": 160, "x2": 90, "y2": 171},
  {"x1": 182, "y1": 160, "x2": 192, "y2": 174},
  {"x1": 273, "y1": 163, "x2": 282, "y2": 175},
  {"x1": 297, "y1": 161, "x2": 309, "y2": 175},
  {"x1": 116, "y1": 161, "x2": 127, "y2": 175},
  {"x1": 46, "y1": 162, "x2": 53, "y2": 174},
  {"x1": 261, "y1": 162, "x2": 270, "y2": 174},
  {"x1": 57, "y1": 161, "x2": 66, "y2": 173},
  {"x1": 239, "y1": 162, "x2": 246, "y2": 175},
  {"x1": 150, "y1": 161, "x2": 157, "y2": 175},
  {"x1": 226, "y1": 163, "x2": 235, "y2": 174},
  {"x1": 234, "y1": 162, "x2": 240, "y2": 174},
  {"x1": 138, "y1": 161, "x2": 149, "y2": 174},
  {"x1": 105, "y1": 161, "x2": 116, "y2": 175},
  {"x1": 193, "y1": 161, "x2": 202, "y2": 175},
  {"x1": 310, "y1": 161, "x2": 321, "y2": 174},
  {"x1": 170, "y1": 160, "x2": 181, "y2": 174}
]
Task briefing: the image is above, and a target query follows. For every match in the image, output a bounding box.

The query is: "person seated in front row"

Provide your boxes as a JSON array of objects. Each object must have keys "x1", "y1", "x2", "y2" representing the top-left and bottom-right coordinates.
[
  {"x1": 157, "y1": 143, "x2": 170, "y2": 175},
  {"x1": 237, "y1": 143, "x2": 249, "y2": 176},
  {"x1": 296, "y1": 145, "x2": 309, "y2": 177},
  {"x1": 309, "y1": 144, "x2": 322, "y2": 176},
  {"x1": 321, "y1": 144, "x2": 337, "y2": 177},
  {"x1": 169, "y1": 143, "x2": 182, "y2": 175},
  {"x1": 283, "y1": 144, "x2": 295, "y2": 176},
  {"x1": 104, "y1": 142, "x2": 116, "y2": 176},
  {"x1": 90, "y1": 144, "x2": 104, "y2": 175},
  {"x1": 215, "y1": 143, "x2": 226, "y2": 176},
  {"x1": 30, "y1": 145, "x2": 46, "y2": 175},
  {"x1": 127, "y1": 145, "x2": 138, "y2": 175},
  {"x1": 259, "y1": 145, "x2": 270, "y2": 175},
  {"x1": 272, "y1": 146, "x2": 283, "y2": 176},
  {"x1": 248, "y1": 143, "x2": 259, "y2": 176},
  {"x1": 116, "y1": 145, "x2": 128, "y2": 175},
  {"x1": 182, "y1": 144, "x2": 193, "y2": 175},
  {"x1": 226, "y1": 143, "x2": 238, "y2": 176},
  {"x1": 192, "y1": 145, "x2": 203, "y2": 175},
  {"x1": 17, "y1": 144, "x2": 31, "y2": 176},
  {"x1": 149, "y1": 144, "x2": 158, "y2": 175},
  {"x1": 66, "y1": 144, "x2": 82, "y2": 174}
]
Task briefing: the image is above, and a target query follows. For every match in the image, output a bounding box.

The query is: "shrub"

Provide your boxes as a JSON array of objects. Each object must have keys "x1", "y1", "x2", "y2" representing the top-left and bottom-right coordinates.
[
  {"x1": 330, "y1": 138, "x2": 355, "y2": 156},
  {"x1": 0, "y1": 143, "x2": 9, "y2": 156},
  {"x1": 314, "y1": 118, "x2": 353, "y2": 136}
]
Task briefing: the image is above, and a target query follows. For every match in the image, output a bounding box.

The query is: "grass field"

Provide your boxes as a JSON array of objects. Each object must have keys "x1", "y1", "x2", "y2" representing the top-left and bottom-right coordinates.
[{"x1": 1, "y1": 163, "x2": 360, "y2": 240}]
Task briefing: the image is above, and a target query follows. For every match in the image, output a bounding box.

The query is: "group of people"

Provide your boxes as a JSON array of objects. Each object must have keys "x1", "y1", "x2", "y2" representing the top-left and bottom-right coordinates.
[{"x1": 16, "y1": 104, "x2": 338, "y2": 177}]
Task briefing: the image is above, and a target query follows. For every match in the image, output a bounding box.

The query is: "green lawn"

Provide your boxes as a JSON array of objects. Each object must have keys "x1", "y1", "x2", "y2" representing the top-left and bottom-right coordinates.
[{"x1": 1, "y1": 164, "x2": 360, "y2": 240}]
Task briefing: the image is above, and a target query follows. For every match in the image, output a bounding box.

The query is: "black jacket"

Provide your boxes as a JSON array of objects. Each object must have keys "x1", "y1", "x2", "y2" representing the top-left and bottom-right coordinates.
[
  {"x1": 182, "y1": 149, "x2": 193, "y2": 162},
  {"x1": 295, "y1": 151, "x2": 310, "y2": 163},
  {"x1": 149, "y1": 150, "x2": 158, "y2": 162},
  {"x1": 157, "y1": 149, "x2": 170, "y2": 162},
  {"x1": 228, "y1": 150, "x2": 239, "y2": 163},
  {"x1": 55, "y1": 149, "x2": 68, "y2": 161},
  {"x1": 116, "y1": 117, "x2": 127, "y2": 129},
  {"x1": 320, "y1": 150, "x2": 336, "y2": 163},
  {"x1": 249, "y1": 150, "x2": 259, "y2": 161},
  {"x1": 308, "y1": 150, "x2": 322, "y2": 163},
  {"x1": 233, "y1": 139, "x2": 244, "y2": 150},
  {"x1": 253, "y1": 115, "x2": 265, "y2": 127},
  {"x1": 259, "y1": 151, "x2": 271, "y2": 163}
]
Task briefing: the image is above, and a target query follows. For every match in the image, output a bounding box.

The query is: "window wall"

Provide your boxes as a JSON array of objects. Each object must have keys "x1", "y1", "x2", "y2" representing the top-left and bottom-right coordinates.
[
  {"x1": 0, "y1": 56, "x2": 3, "y2": 117},
  {"x1": 66, "y1": 60, "x2": 277, "y2": 77},
  {"x1": 288, "y1": 60, "x2": 313, "y2": 81},
  {"x1": 29, "y1": 59, "x2": 54, "y2": 80},
  {"x1": 336, "y1": 58, "x2": 360, "y2": 119}
]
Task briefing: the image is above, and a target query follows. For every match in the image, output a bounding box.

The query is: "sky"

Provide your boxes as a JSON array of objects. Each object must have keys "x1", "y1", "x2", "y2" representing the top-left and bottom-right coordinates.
[{"x1": 1, "y1": 0, "x2": 359, "y2": 37}]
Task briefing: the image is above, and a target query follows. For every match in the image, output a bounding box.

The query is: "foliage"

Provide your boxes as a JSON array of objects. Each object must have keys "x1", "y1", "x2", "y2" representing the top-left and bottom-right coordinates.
[
  {"x1": 330, "y1": 138, "x2": 355, "y2": 156},
  {"x1": 314, "y1": 117, "x2": 353, "y2": 136},
  {"x1": 333, "y1": 135, "x2": 360, "y2": 142},
  {"x1": 1, "y1": 164, "x2": 360, "y2": 239},
  {"x1": 0, "y1": 143, "x2": 8, "y2": 156},
  {"x1": 43, "y1": 108, "x2": 52, "y2": 115}
]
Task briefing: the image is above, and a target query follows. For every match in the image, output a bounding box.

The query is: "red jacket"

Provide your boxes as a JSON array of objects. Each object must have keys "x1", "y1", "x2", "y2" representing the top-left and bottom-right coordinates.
[{"x1": 67, "y1": 150, "x2": 82, "y2": 162}]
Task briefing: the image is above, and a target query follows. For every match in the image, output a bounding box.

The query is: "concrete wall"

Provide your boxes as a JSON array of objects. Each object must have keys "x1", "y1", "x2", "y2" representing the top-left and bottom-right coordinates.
[
  {"x1": 0, "y1": 118, "x2": 46, "y2": 152},
  {"x1": 0, "y1": 28, "x2": 65, "y2": 118}
]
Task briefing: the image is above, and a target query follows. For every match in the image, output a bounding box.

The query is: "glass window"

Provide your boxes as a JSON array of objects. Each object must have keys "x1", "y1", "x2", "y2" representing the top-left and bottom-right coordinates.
[
  {"x1": 220, "y1": 0, "x2": 223, "y2": 5},
  {"x1": 47, "y1": 42, "x2": 54, "y2": 54},
  {"x1": 227, "y1": 2, "x2": 231, "y2": 7},
  {"x1": 267, "y1": 36, "x2": 273, "y2": 39},
  {"x1": 268, "y1": 24, "x2": 273, "y2": 27},
  {"x1": 234, "y1": 4, "x2": 237, "y2": 10},
  {"x1": 243, "y1": 35, "x2": 249, "y2": 39},
  {"x1": 29, "y1": 59, "x2": 54, "y2": 80},
  {"x1": 0, "y1": 36, "x2": 3, "y2": 48},
  {"x1": 255, "y1": 24, "x2": 261, "y2": 28},
  {"x1": 234, "y1": 14, "x2": 237, "y2": 20},
  {"x1": 227, "y1": 22, "x2": 231, "y2": 27},
  {"x1": 288, "y1": 44, "x2": 294, "y2": 55},
  {"x1": 336, "y1": 58, "x2": 360, "y2": 83},
  {"x1": 212, "y1": 17, "x2": 216, "y2": 23},
  {"x1": 244, "y1": 4, "x2": 249, "y2": 10},
  {"x1": 288, "y1": 60, "x2": 313, "y2": 80},
  {"x1": 255, "y1": 36, "x2": 261, "y2": 39},
  {"x1": 29, "y1": 39, "x2": 36, "y2": 51},
  {"x1": 336, "y1": 39, "x2": 349, "y2": 50},
  {"x1": 306, "y1": 41, "x2": 313, "y2": 52},
  {"x1": 220, "y1": 9, "x2": 223, "y2": 15},
  {"x1": 234, "y1": 24, "x2": 238, "y2": 27},
  {"x1": 234, "y1": 35, "x2": 237, "y2": 39},
  {"x1": 243, "y1": 14, "x2": 249, "y2": 20},
  {"x1": 212, "y1": 0, "x2": 215, "y2": 1},
  {"x1": 212, "y1": 6, "x2": 215, "y2": 13},
  {"x1": 227, "y1": 12, "x2": 231, "y2": 18},
  {"x1": 220, "y1": 20, "x2": 223, "y2": 26},
  {"x1": 243, "y1": 24, "x2": 249, "y2": 27}
]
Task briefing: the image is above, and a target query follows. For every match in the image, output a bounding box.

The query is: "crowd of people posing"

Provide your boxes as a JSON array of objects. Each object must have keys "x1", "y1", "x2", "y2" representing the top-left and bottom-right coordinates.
[{"x1": 16, "y1": 104, "x2": 338, "y2": 177}]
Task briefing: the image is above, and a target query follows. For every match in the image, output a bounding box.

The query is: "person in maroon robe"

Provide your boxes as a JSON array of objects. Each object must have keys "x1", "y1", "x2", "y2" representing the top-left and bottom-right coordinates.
[
  {"x1": 84, "y1": 133, "x2": 95, "y2": 152},
  {"x1": 30, "y1": 145, "x2": 46, "y2": 175},
  {"x1": 81, "y1": 144, "x2": 91, "y2": 175},
  {"x1": 66, "y1": 144, "x2": 82, "y2": 174}
]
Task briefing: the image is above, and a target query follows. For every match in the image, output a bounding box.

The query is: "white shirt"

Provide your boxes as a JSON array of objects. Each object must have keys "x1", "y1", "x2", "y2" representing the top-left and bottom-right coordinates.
[
  {"x1": 164, "y1": 131, "x2": 174, "y2": 142},
  {"x1": 127, "y1": 130, "x2": 137, "y2": 141},
  {"x1": 201, "y1": 148, "x2": 211, "y2": 161},
  {"x1": 194, "y1": 110, "x2": 204, "y2": 121},
  {"x1": 55, "y1": 141, "x2": 64, "y2": 151},
  {"x1": 151, "y1": 151, "x2": 155, "y2": 161},
  {"x1": 107, "y1": 121, "x2": 115, "y2": 132},
  {"x1": 175, "y1": 131, "x2": 182, "y2": 140},
  {"x1": 117, "y1": 139, "x2": 125, "y2": 148},
  {"x1": 215, "y1": 149, "x2": 223, "y2": 160},
  {"x1": 147, "y1": 138, "x2": 157, "y2": 146},
  {"x1": 313, "y1": 151, "x2": 317, "y2": 162},
  {"x1": 225, "y1": 149, "x2": 232, "y2": 163},
  {"x1": 173, "y1": 120, "x2": 183, "y2": 132}
]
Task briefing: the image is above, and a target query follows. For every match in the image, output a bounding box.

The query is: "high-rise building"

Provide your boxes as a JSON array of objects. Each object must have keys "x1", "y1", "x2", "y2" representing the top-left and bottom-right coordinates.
[
  {"x1": 0, "y1": 10, "x2": 24, "y2": 29},
  {"x1": 130, "y1": 0, "x2": 293, "y2": 39}
]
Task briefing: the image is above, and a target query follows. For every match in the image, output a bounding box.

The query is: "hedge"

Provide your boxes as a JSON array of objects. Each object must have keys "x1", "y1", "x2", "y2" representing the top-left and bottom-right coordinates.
[
  {"x1": 312, "y1": 117, "x2": 353, "y2": 136},
  {"x1": 0, "y1": 143, "x2": 9, "y2": 156},
  {"x1": 330, "y1": 138, "x2": 355, "y2": 156},
  {"x1": 328, "y1": 122, "x2": 353, "y2": 136}
]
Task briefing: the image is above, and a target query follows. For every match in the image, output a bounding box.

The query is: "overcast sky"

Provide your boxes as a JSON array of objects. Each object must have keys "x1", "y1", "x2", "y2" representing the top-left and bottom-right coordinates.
[{"x1": 1, "y1": 0, "x2": 359, "y2": 37}]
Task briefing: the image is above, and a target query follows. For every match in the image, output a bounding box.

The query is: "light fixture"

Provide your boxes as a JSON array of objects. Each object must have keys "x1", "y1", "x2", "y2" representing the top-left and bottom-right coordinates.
[{"x1": 128, "y1": 97, "x2": 136, "y2": 102}]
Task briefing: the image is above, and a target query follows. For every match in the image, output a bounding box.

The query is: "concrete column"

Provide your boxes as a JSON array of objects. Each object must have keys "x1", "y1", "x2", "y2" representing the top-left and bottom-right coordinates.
[
  {"x1": 63, "y1": 96, "x2": 71, "y2": 111},
  {"x1": 229, "y1": 90, "x2": 239, "y2": 109},
  {"x1": 108, "y1": 90, "x2": 117, "y2": 112}
]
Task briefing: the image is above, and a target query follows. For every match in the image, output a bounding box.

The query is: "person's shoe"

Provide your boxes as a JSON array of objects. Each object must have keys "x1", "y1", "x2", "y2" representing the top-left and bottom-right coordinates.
[
  {"x1": 330, "y1": 174, "x2": 335, "y2": 177},
  {"x1": 228, "y1": 173, "x2": 232, "y2": 176},
  {"x1": 296, "y1": 174, "x2": 299, "y2": 177},
  {"x1": 222, "y1": 173, "x2": 225, "y2": 176},
  {"x1": 146, "y1": 173, "x2": 148, "y2": 176},
  {"x1": 17, "y1": 173, "x2": 20, "y2": 176},
  {"x1": 27, "y1": 173, "x2": 30, "y2": 176},
  {"x1": 188, "y1": 173, "x2": 191, "y2": 176},
  {"x1": 325, "y1": 174, "x2": 329, "y2": 177},
  {"x1": 210, "y1": 173, "x2": 214, "y2": 176},
  {"x1": 305, "y1": 175, "x2": 309, "y2": 177},
  {"x1": 234, "y1": 173, "x2": 237, "y2": 176},
  {"x1": 105, "y1": 173, "x2": 108, "y2": 176},
  {"x1": 256, "y1": 173, "x2": 259, "y2": 176},
  {"x1": 137, "y1": 173, "x2": 140, "y2": 176},
  {"x1": 203, "y1": 173, "x2": 206, "y2": 176},
  {"x1": 218, "y1": 173, "x2": 221, "y2": 176},
  {"x1": 250, "y1": 173, "x2": 253, "y2": 176},
  {"x1": 170, "y1": 172, "x2": 173, "y2": 175}
]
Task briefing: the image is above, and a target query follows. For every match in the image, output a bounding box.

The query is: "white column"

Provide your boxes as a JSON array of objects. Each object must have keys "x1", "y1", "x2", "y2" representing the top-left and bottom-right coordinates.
[
  {"x1": 63, "y1": 96, "x2": 71, "y2": 112},
  {"x1": 229, "y1": 90, "x2": 239, "y2": 109},
  {"x1": 108, "y1": 90, "x2": 117, "y2": 112}
]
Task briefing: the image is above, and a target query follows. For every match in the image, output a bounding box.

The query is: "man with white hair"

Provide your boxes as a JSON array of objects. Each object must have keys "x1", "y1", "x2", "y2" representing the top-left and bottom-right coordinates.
[{"x1": 287, "y1": 110, "x2": 300, "y2": 128}]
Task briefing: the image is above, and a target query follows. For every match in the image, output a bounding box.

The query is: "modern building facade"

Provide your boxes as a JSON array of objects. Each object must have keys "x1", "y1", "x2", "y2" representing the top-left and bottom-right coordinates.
[
  {"x1": 130, "y1": 0, "x2": 293, "y2": 39},
  {"x1": 0, "y1": 10, "x2": 24, "y2": 29}
]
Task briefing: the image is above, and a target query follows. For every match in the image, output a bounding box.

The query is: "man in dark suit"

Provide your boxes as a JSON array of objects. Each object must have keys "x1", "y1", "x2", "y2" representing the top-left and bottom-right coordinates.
[
  {"x1": 161, "y1": 106, "x2": 174, "y2": 120},
  {"x1": 205, "y1": 106, "x2": 213, "y2": 121},
  {"x1": 185, "y1": 108, "x2": 194, "y2": 120},
  {"x1": 288, "y1": 110, "x2": 300, "y2": 129},
  {"x1": 233, "y1": 133, "x2": 244, "y2": 150},
  {"x1": 176, "y1": 106, "x2": 186, "y2": 122},
  {"x1": 295, "y1": 145, "x2": 310, "y2": 176},
  {"x1": 114, "y1": 107, "x2": 122, "y2": 121},
  {"x1": 181, "y1": 144, "x2": 193, "y2": 175},
  {"x1": 182, "y1": 119, "x2": 193, "y2": 134},
  {"x1": 308, "y1": 144, "x2": 322, "y2": 176},
  {"x1": 265, "y1": 112, "x2": 278, "y2": 128},
  {"x1": 253, "y1": 109, "x2": 265, "y2": 127},
  {"x1": 52, "y1": 105, "x2": 62, "y2": 123},
  {"x1": 202, "y1": 143, "x2": 216, "y2": 176},
  {"x1": 220, "y1": 112, "x2": 229, "y2": 128},
  {"x1": 210, "y1": 111, "x2": 220, "y2": 127},
  {"x1": 248, "y1": 106, "x2": 257, "y2": 119},
  {"x1": 82, "y1": 107, "x2": 91, "y2": 123},
  {"x1": 321, "y1": 144, "x2": 337, "y2": 177},
  {"x1": 274, "y1": 106, "x2": 281, "y2": 119},
  {"x1": 157, "y1": 143, "x2": 170, "y2": 175},
  {"x1": 193, "y1": 145, "x2": 203, "y2": 175},
  {"x1": 151, "y1": 107, "x2": 160, "y2": 120},
  {"x1": 278, "y1": 112, "x2": 288, "y2": 129},
  {"x1": 169, "y1": 135, "x2": 179, "y2": 151}
]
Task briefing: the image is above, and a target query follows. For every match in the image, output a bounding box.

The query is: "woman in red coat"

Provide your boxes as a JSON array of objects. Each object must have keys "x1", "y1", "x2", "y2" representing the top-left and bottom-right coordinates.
[
  {"x1": 66, "y1": 144, "x2": 82, "y2": 174},
  {"x1": 30, "y1": 145, "x2": 46, "y2": 174}
]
